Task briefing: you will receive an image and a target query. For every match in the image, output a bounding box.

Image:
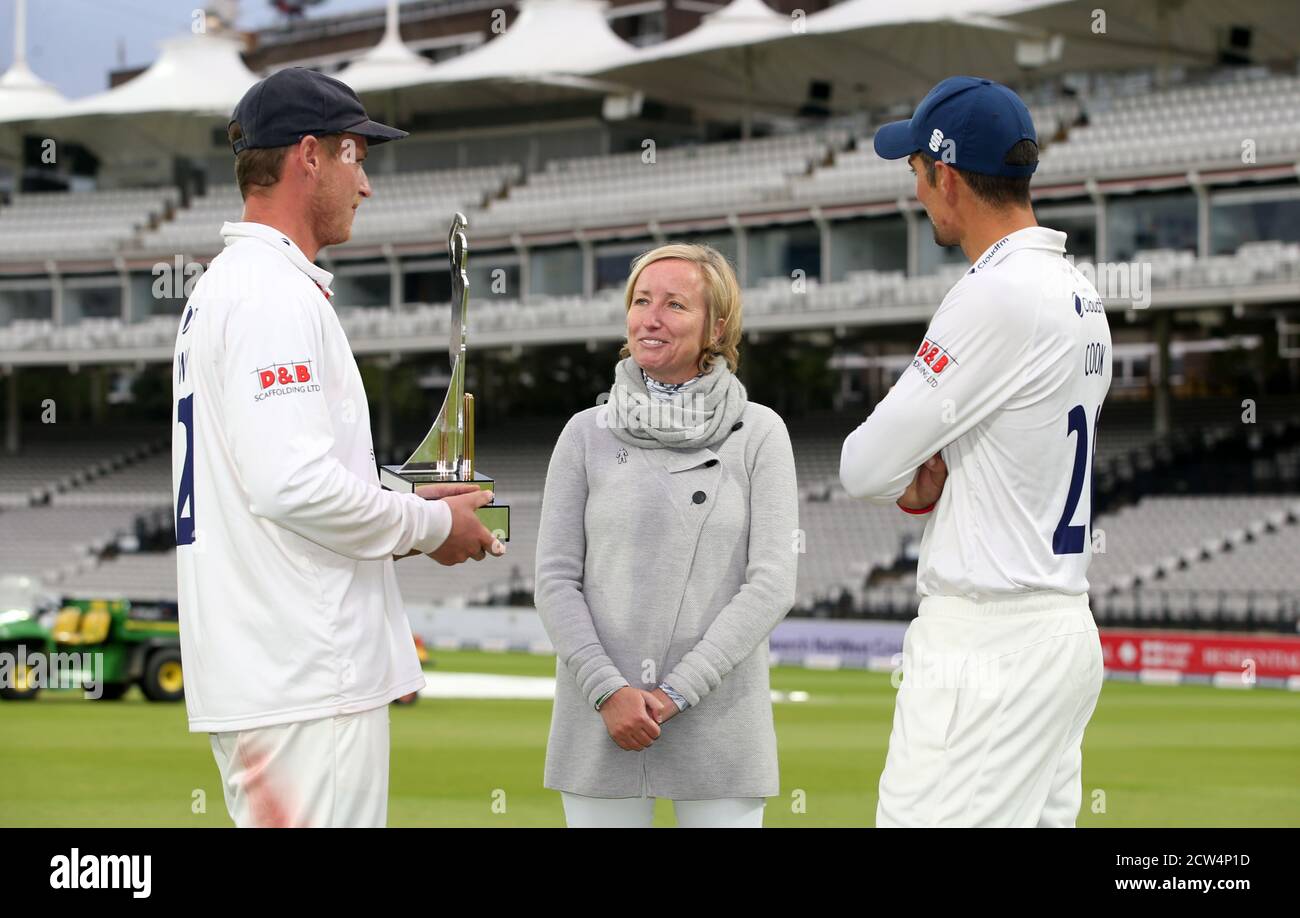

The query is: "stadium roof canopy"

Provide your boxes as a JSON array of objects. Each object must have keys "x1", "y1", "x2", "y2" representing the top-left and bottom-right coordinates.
[
  {"x1": 595, "y1": 0, "x2": 791, "y2": 68},
  {"x1": 337, "y1": 0, "x2": 636, "y2": 110},
  {"x1": 52, "y1": 32, "x2": 257, "y2": 118},
  {"x1": 593, "y1": 0, "x2": 1300, "y2": 118},
  {"x1": 0, "y1": 0, "x2": 67, "y2": 167},
  {"x1": 336, "y1": 0, "x2": 437, "y2": 94},
  {"x1": 0, "y1": 0, "x2": 66, "y2": 124},
  {"x1": 993, "y1": 0, "x2": 1300, "y2": 68},
  {"x1": 592, "y1": 0, "x2": 1075, "y2": 117},
  {"x1": 6, "y1": 29, "x2": 258, "y2": 164},
  {"x1": 0, "y1": 47, "x2": 66, "y2": 124}
]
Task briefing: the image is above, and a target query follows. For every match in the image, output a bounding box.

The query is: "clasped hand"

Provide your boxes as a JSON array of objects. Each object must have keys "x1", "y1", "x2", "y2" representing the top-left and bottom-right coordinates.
[{"x1": 600, "y1": 686, "x2": 679, "y2": 751}]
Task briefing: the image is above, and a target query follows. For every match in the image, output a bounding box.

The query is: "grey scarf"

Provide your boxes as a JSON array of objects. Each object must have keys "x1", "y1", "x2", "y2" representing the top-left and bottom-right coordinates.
[{"x1": 605, "y1": 356, "x2": 747, "y2": 451}]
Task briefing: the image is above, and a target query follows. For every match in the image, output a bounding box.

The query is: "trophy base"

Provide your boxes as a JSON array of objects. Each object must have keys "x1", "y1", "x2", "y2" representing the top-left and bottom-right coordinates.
[{"x1": 379, "y1": 466, "x2": 510, "y2": 541}]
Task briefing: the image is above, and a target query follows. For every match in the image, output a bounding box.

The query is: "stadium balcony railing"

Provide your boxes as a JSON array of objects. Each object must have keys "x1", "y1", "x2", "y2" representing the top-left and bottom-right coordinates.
[{"x1": 4, "y1": 240, "x2": 1297, "y2": 360}]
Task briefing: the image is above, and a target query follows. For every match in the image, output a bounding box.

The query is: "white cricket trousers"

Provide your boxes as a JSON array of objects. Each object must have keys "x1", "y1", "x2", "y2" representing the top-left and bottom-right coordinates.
[
  {"x1": 561, "y1": 793, "x2": 766, "y2": 828},
  {"x1": 209, "y1": 705, "x2": 390, "y2": 828},
  {"x1": 877, "y1": 592, "x2": 1104, "y2": 828}
]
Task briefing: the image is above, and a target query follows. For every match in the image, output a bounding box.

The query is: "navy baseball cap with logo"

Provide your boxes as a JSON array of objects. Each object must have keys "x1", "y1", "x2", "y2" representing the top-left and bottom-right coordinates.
[
  {"x1": 873, "y1": 76, "x2": 1038, "y2": 178},
  {"x1": 229, "y1": 67, "x2": 408, "y2": 154}
]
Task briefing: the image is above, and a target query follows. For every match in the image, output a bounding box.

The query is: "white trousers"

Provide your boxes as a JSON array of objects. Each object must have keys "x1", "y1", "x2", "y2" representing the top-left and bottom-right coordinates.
[
  {"x1": 877, "y1": 593, "x2": 1104, "y2": 828},
  {"x1": 209, "y1": 705, "x2": 390, "y2": 828},
  {"x1": 561, "y1": 793, "x2": 766, "y2": 828}
]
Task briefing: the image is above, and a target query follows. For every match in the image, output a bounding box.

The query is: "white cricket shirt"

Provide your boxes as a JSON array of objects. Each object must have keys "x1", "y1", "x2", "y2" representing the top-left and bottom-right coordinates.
[
  {"x1": 840, "y1": 227, "x2": 1113, "y2": 598},
  {"x1": 172, "y1": 221, "x2": 445, "y2": 732}
]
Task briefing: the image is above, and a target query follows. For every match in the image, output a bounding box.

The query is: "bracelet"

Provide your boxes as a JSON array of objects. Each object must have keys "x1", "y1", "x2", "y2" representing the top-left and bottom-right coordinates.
[
  {"x1": 657, "y1": 682, "x2": 689, "y2": 711},
  {"x1": 594, "y1": 688, "x2": 618, "y2": 711},
  {"x1": 899, "y1": 502, "x2": 935, "y2": 515}
]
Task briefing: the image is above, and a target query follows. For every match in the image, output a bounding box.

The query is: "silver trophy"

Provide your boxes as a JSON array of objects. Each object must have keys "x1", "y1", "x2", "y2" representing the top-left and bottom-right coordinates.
[{"x1": 379, "y1": 213, "x2": 509, "y2": 540}]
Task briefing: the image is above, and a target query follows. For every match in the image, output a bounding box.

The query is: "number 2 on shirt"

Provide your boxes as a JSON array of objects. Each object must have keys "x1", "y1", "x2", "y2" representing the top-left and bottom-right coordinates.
[
  {"x1": 1052, "y1": 404, "x2": 1099, "y2": 555},
  {"x1": 176, "y1": 393, "x2": 196, "y2": 546}
]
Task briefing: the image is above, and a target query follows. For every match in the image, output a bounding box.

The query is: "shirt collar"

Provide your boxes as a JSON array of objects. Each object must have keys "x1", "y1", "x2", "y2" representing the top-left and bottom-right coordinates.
[
  {"x1": 220, "y1": 221, "x2": 335, "y2": 297},
  {"x1": 642, "y1": 369, "x2": 704, "y2": 401},
  {"x1": 967, "y1": 226, "x2": 1068, "y2": 275}
]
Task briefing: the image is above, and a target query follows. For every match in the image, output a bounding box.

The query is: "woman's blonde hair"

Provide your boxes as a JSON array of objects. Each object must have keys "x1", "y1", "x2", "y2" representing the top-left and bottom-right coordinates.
[{"x1": 619, "y1": 243, "x2": 743, "y2": 374}]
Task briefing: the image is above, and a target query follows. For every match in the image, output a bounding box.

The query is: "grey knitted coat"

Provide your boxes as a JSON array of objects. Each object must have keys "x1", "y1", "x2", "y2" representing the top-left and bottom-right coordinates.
[{"x1": 534, "y1": 398, "x2": 799, "y2": 799}]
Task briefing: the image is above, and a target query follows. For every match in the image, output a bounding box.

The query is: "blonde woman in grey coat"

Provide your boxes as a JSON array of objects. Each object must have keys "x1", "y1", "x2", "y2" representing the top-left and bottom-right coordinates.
[{"x1": 535, "y1": 243, "x2": 799, "y2": 828}]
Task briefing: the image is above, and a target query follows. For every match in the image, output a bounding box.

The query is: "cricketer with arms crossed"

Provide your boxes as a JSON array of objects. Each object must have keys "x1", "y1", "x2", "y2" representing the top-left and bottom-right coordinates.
[
  {"x1": 171, "y1": 69, "x2": 503, "y2": 828},
  {"x1": 840, "y1": 78, "x2": 1113, "y2": 827}
]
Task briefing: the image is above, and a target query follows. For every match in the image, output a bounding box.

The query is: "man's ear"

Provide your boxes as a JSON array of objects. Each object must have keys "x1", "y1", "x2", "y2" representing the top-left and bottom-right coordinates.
[
  {"x1": 298, "y1": 135, "x2": 322, "y2": 176},
  {"x1": 939, "y1": 162, "x2": 960, "y2": 205}
]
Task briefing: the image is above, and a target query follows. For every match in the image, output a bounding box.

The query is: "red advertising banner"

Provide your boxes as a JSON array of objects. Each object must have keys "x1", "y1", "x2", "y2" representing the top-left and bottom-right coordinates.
[{"x1": 1100, "y1": 630, "x2": 1300, "y2": 680}]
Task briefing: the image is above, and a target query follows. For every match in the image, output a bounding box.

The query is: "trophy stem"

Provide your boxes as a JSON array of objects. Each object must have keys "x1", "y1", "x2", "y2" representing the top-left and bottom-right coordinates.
[
  {"x1": 380, "y1": 212, "x2": 508, "y2": 540},
  {"x1": 463, "y1": 393, "x2": 475, "y2": 480}
]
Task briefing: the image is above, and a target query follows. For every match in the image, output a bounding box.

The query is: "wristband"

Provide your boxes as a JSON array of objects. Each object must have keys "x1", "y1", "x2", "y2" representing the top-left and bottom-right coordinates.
[{"x1": 899, "y1": 502, "x2": 935, "y2": 515}]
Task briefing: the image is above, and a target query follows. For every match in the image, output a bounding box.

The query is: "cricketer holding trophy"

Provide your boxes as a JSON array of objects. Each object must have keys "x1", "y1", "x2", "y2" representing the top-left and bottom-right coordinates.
[
  {"x1": 380, "y1": 214, "x2": 511, "y2": 542},
  {"x1": 171, "y1": 69, "x2": 503, "y2": 828}
]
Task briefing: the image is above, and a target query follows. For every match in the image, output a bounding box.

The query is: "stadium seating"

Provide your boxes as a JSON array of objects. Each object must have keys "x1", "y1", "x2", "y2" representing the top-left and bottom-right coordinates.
[
  {"x1": 134, "y1": 186, "x2": 243, "y2": 254},
  {"x1": 1036, "y1": 72, "x2": 1300, "y2": 179},
  {"x1": 1088, "y1": 496, "x2": 1289, "y2": 592},
  {"x1": 477, "y1": 133, "x2": 846, "y2": 232},
  {"x1": 1, "y1": 64, "x2": 1298, "y2": 631},
  {"x1": 342, "y1": 164, "x2": 521, "y2": 247},
  {"x1": 5, "y1": 240, "x2": 1297, "y2": 357},
  {"x1": 58, "y1": 552, "x2": 179, "y2": 601},
  {"x1": 0, "y1": 430, "x2": 164, "y2": 508},
  {"x1": 1, "y1": 66, "x2": 1297, "y2": 272},
  {"x1": 134, "y1": 165, "x2": 521, "y2": 254},
  {"x1": 0, "y1": 505, "x2": 165, "y2": 585},
  {"x1": 5, "y1": 399, "x2": 1294, "y2": 633},
  {"x1": 1135, "y1": 515, "x2": 1300, "y2": 595},
  {"x1": 1137, "y1": 243, "x2": 1300, "y2": 290},
  {"x1": 795, "y1": 72, "x2": 1300, "y2": 204},
  {"x1": 0, "y1": 188, "x2": 177, "y2": 259},
  {"x1": 52, "y1": 451, "x2": 172, "y2": 507}
]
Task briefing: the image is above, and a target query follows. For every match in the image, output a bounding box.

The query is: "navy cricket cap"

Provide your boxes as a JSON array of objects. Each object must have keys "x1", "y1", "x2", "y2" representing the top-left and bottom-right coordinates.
[
  {"x1": 229, "y1": 67, "x2": 408, "y2": 155},
  {"x1": 873, "y1": 76, "x2": 1037, "y2": 178}
]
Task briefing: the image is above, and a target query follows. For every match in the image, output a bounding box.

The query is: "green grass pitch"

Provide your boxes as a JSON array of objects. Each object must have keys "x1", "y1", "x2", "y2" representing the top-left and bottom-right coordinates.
[{"x1": 1, "y1": 650, "x2": 1297, "y2": 827}]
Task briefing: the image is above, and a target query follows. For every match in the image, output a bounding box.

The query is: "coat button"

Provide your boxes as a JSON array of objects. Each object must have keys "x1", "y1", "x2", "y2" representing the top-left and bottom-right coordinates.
[{"x1": 692, "y1": 491, "x2": 706, "y2": 504}]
